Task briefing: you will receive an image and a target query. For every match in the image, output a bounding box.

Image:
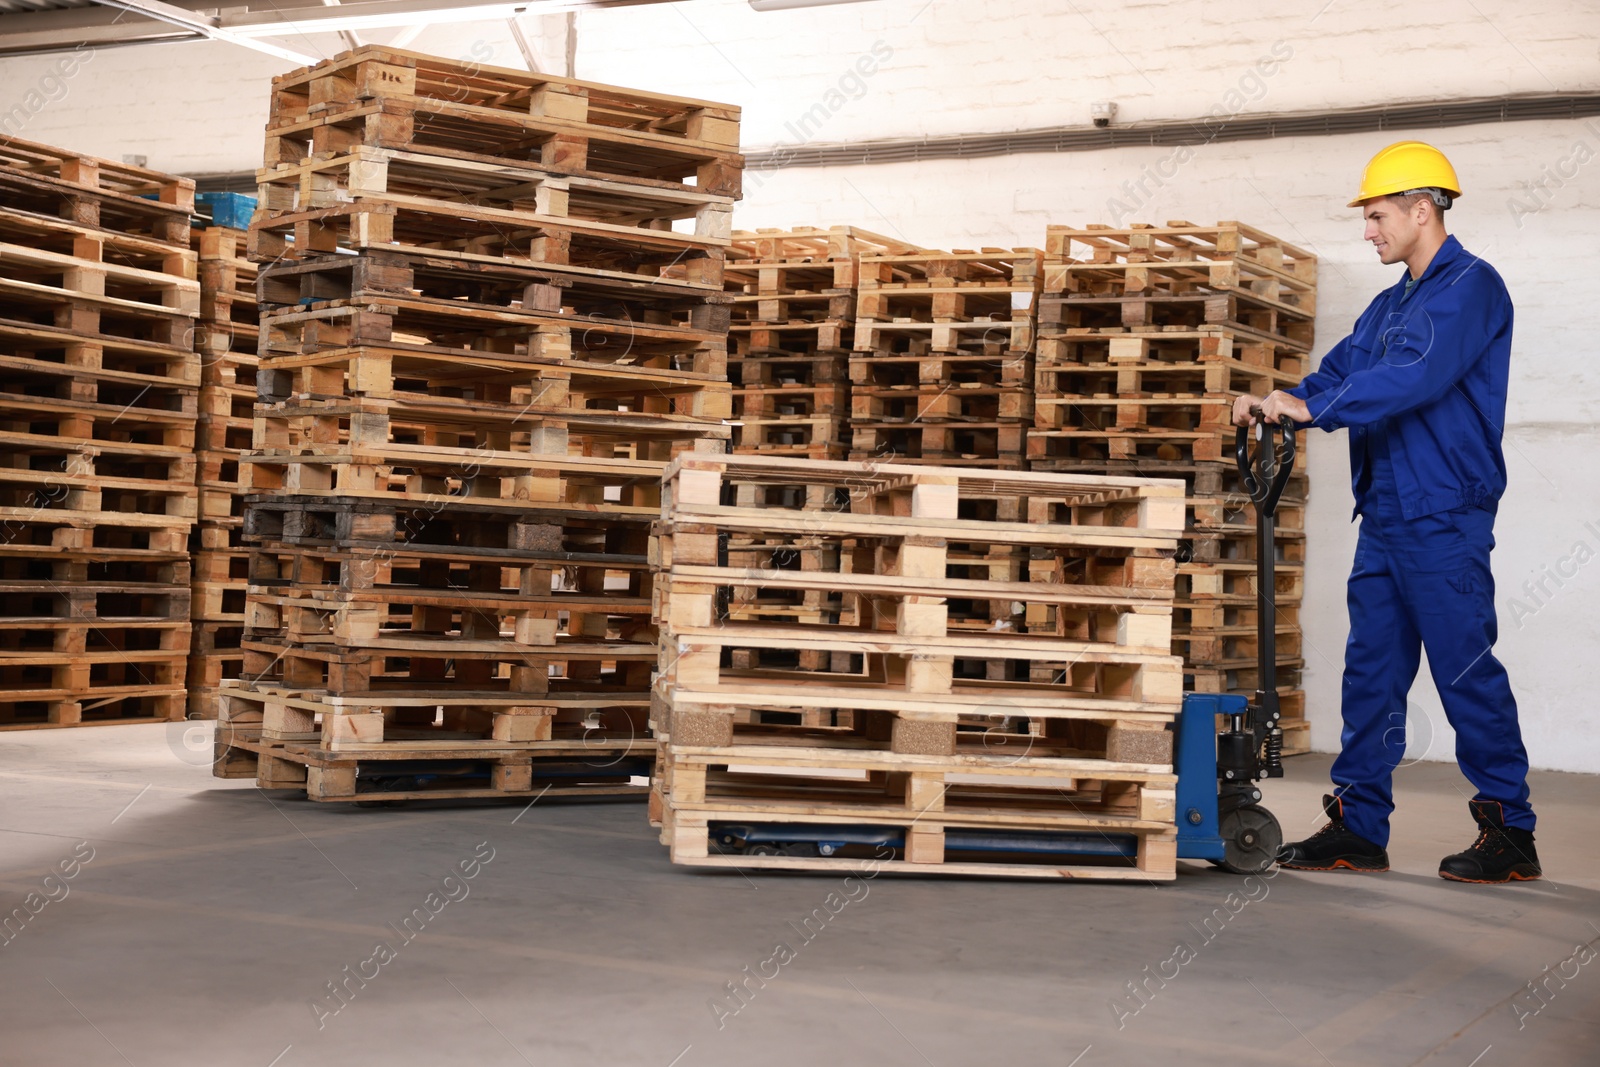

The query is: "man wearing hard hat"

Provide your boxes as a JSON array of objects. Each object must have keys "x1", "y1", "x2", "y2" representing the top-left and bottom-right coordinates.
[{"x1": 1232, "y1": 141, "x2": 1539, "y2": 884}]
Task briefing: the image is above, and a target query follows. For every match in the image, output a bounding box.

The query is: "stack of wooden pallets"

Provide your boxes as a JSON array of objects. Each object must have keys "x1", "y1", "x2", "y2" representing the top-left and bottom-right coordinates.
[
  {"x1": 724, "y1": 227, "x2": 920, "y2": 461},
  {"x1": 187, "y1": 197, "x2": 259, "y2": 719},
  {"x1": 1030, "y1": 221, "x2": 1316, "y2": 752},
  {"x1": 213, "y1": 46, "x2": 741, "y2": 799},
  {"x1": 850, "y1": 248, "x2": 1042, "y2": 469},
  {"x1": 650, "y1": 453, "x2": 1188, "y2": 879},
  {"x1": 0, "y1": 138, "x2": 199, "y2": 728}
]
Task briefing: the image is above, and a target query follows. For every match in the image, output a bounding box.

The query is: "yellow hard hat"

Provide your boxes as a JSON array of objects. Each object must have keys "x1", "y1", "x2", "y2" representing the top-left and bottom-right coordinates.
[{"x1": 1348, "y1": 141, "x2": 1462, "y2": 208}]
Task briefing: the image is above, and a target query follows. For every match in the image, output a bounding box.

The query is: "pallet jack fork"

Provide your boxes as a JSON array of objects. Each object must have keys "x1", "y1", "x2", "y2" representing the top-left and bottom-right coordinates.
[{"x1": 714, "y1": 415, "x2": 1298, "y2": 875}]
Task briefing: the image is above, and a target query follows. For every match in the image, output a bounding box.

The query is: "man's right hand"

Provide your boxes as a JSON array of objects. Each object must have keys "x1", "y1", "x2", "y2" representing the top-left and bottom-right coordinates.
[{"x1": 1232, "y1": 394, "x2": 1264, "y2": 427}]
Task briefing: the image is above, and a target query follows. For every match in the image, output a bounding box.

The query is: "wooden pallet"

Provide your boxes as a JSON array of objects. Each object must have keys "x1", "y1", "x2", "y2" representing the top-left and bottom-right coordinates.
[
  {"x1": 256, "y1": 251, "x2": 729, "y2": 374},
  {"x1": 732, "y1": 419, "x2": 848, "y2": 454},
  {"x1": 257, "y1": 144, "x2": 734, "y2": 241},
  {"x1": 1040, "y1": 289, "x2": 1312, "y2": 349},
  {"x1": 1045, "y1": 221, "x2": 1316, "y2": 280},
  {"x1": 655, "y1": 455, "x2": 1185, "y2": 747},
  {"x1": 0, "y1": 135, "x2": 193, "y2": 243},
  {"x1": 1045, "y1": 253, "x2": 1314, "y2": 317},
  {"x1": 852, "y1": 383, "x2": 1032, "y2": 423},
  {"x1": 218, "y1": 679, "x2": 648, "y2": 750},
  {"x1": 216, "y1": 715, "x2": 650, "y2": 803},
  {"x1": 730, "y1": 345, "x2": 849, "y2": 384},
  {"x1": 848, "y1": 423, "x2": 1027, "y2": 468},
  {"x1": 660, "y1": 744, "x2": 1179, "y2": 879},
  {"x1": 728, "y1": 226, "x2": 922, "y2": 287},
  {"x1": 264, "y1": 46, "x2": 742, "y2": 196},
  {"x1": 652, "y1": 454, "x2": 1185, "y2": 879},
  {"x1": 850, "y1": 349, "x2": 1030, "y2": 389},
  {"x1": 241, "y1": 438, "x2": 717, "y2": 506},
  {"x1": 0, "y1": 317, "x2": 198, "y2": 403},
  {"x1": 1178, "y1": 559, "x2": 1304, "y2": 602},
  {"x1": 0, "y1": 648, "x2": 188, "y2": 728},
  {"x1": 1036, "y1": 325, "x2": 1308, "y2": 376},
  {"x1": 249, "y1": 195, "x2": 730, "y2": 276},
  {"x1": 1027, "y1": 421, "x2": 1314, "y2": 467}
]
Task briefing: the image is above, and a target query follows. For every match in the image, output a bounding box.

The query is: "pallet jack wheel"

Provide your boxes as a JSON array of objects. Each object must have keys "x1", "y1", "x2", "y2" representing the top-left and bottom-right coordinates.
[{"x1": 1213, "y1": 805, "x2": 1283, "y2": 875}]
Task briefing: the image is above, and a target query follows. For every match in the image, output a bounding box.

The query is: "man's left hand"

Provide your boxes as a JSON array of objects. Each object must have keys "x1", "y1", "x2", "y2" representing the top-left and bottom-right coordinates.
[{"x1": 1258, "y1": 391, "x2": 1311, "y2": 425}]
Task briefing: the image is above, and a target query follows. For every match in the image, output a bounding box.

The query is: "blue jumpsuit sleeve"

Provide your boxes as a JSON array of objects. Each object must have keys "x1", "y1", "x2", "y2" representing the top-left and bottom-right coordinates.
[
  {"x1": 1302, "y1": 269, "x2": 1504, "y2": 431},
  {"x1": 1284, "y1": 334, "x2": 1354, "y2": 431}
]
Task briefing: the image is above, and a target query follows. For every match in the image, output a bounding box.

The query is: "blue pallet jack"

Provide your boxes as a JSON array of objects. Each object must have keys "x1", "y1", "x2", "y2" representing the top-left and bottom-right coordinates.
[{"x1": 713, "y1": 413, "x2": 1297, "y2": 875}]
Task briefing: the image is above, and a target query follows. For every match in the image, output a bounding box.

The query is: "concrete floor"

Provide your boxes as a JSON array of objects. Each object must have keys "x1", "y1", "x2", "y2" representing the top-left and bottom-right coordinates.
[{"x1": 2, "y1": 723, "x2": 1598, "y2": 1067}]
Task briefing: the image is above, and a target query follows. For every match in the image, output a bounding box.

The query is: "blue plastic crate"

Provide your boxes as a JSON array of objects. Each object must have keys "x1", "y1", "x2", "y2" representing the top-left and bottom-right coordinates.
[{"x1": 195, "y1": 191, "x2": 257, "y2": 231}]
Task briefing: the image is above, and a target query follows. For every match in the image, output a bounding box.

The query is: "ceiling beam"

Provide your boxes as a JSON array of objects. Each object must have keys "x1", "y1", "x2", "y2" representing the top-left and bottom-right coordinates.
[
  {"x1": 85, "y1": 0, "x2": 319, "y2": 62},
  {"x1": 0, "y1": 0, "x2": 681, "y2": 58}
]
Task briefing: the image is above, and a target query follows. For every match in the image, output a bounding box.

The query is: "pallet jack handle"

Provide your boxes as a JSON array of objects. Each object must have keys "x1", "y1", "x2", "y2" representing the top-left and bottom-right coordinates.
[
  {"x1": 1236, "y1": 408, "x2": 1297, "y2": 519},
  {"x1": 1219, "y1": 408, "x2": 1297, "y2": 784}
]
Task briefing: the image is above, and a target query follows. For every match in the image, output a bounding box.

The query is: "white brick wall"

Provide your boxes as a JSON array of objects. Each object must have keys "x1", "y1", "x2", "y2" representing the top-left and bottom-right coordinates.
[{"x1": 1, "y1": 0, "x2": 1595, "y2": 771}]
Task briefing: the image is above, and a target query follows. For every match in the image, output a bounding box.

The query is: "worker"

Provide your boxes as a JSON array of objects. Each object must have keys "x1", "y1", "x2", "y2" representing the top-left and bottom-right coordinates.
[{"x1": 1232, "y1": 141, "x2": 1539, "y2": 884}]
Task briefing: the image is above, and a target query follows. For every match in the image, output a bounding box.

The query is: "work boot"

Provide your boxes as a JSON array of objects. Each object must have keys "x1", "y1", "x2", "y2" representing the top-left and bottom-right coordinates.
[
  {"x1": 1439, "y1": 800, "x2": 1541, "y2": 883},
  {"x1": 1277, "y1": 793, "x2": 1390, "y2": 872}
]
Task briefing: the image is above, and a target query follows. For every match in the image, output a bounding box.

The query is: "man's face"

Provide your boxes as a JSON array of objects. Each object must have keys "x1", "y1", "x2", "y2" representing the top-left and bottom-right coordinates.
[{"x1": 1362, "y1": 197, "x2": 1421, "y2": 265}]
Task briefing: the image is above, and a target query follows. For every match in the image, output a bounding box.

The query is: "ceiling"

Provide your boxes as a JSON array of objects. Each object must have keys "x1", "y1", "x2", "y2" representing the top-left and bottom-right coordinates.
[{"x1": 0, "y1": 0, "x2": 686, "y2": 62}]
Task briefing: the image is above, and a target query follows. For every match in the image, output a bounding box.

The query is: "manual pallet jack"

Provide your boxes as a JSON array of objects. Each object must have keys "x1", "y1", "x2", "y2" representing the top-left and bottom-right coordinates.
[{"x1": 715, "y1": 413, "x2": 1297, "y2": 876}]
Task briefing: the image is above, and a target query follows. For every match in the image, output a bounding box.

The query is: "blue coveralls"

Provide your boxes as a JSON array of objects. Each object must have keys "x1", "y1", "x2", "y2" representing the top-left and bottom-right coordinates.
[{"x1": 1286, "y1": 234, "x2": 1533, "y2": 847}]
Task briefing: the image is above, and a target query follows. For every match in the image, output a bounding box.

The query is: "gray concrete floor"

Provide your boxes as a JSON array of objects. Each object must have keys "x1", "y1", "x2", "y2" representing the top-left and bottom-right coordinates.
[{"x1": 2, "y1": 723, "x2": 1598, "y2": 1067}]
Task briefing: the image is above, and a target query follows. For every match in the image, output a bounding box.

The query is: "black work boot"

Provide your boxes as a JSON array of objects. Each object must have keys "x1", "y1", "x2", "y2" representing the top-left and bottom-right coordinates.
[
  {"x1": 1439, "y1": 800, "x2": 1541, "y2": 884},
  {"x1": 1277, "y1": 793, "x2": 1390, "y2": 872}
]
